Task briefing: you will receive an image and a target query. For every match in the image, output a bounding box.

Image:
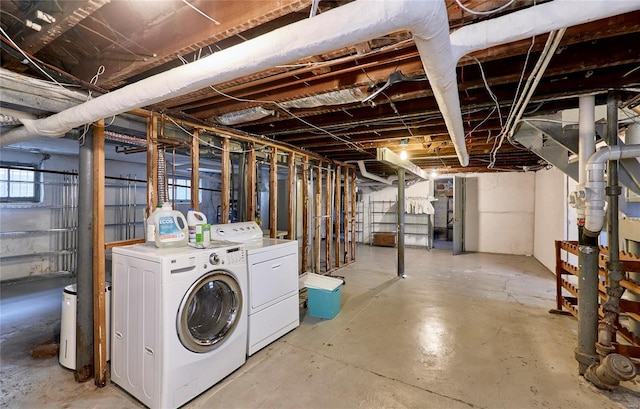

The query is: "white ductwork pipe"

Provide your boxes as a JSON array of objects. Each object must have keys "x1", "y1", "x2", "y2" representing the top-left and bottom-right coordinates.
[
  {"x1": 3, "y1": 0, "x2": 639, "y2": 168},
  {"x1": 572, "y1": 95, "x2": 596, "y2": 221},
  {"x1": 0, "y1": 0, "x2": 469, "y2": 166},
  {"x1": 583, "y1": 145, "x2": 640, "y2": 234},
  {"x1": 357, "y1": 160, "x2": 397, "y2": 185},
  {"x1": 449, "y1": 0, "x2": 640, "y2": 61}
]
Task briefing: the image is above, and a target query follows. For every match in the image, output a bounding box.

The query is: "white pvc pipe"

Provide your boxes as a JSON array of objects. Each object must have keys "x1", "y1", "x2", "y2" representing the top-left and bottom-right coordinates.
[
  {"x1": 584, "y1": 145, "x2": 640, "y2": 234},
  {"x1": 0, "y1": 0, "x2": 469, "y2": 166},
  {"x1": 450, "y1": 0, "x2": 640, "y2": 62},
  {"x1": 577, "y1": 95, "x2": 596, "y2": 221}
]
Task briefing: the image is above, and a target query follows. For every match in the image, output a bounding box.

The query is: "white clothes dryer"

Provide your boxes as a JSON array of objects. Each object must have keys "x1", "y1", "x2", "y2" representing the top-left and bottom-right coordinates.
[
  {"x1": 111, "y1": 241, "x2": 246, "y2": 409},
  {"x1": 210, "y1": 222, "x2": 299, "y2": 356}
]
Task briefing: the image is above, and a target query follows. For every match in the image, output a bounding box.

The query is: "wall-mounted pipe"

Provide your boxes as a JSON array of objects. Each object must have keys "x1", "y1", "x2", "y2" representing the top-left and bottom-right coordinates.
[
  {"x1": 582, "y1": 145, "x2": 640, "y2": 236},
  {"x1": 584, "y1": 93, "x2": 637, "y2": 389}
]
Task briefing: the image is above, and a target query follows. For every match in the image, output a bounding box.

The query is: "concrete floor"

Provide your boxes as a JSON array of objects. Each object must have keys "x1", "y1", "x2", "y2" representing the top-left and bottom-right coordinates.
[{"x1": 2, "y1": 245, "x2": 639, "y2": 408}]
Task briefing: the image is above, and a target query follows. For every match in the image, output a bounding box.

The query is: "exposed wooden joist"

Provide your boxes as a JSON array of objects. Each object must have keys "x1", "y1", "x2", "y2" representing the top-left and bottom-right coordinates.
[
  {"x1": 247, "y1": 145, "x2": 257, "y2": 221},
  {"x1": 146, "y1": 114, "x2": 159, "y2": 215},
  {"x1": 287, "y1": 152, "x2": 296, "y2": 240},
  {"x1": 270, "y1": 147, "x2": 278, "y2": 239},
  {"x1": 350, "y1": 168, "x2": 356, "y2": 261},
  {"x1": 221, "y1": 137, "x2": 230, "y2": 223},
  {"x1": 334, "y1": 166, "x2": 341, "y2": 269},
  {"x1": 74, "y1": 0, "x2": 314, "y2": 88},
  {"x1": 343, "y1": 167, "x2": 350, "y2": 263},
  {"x1": 92, "y1": 119, "x2": 107, "y2": 387},
  {"x1": 314, "y1": 163, "x2": 321, "y2": 274},
  {"x1": 325, "y1": 166, "x2": 332, "y2": 273},
  {"x1": 190, "y1": 129, "x2": 200, "y2": 210},
  {"x1": 302, "y1": 156, "x2": 310, "y2": 272},
  {"x1": 19, "y1": 0, "x2": 111, "y2": 54}
]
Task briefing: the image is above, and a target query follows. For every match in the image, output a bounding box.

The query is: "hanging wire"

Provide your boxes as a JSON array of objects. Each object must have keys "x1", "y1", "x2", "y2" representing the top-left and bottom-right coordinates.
[
  {"x1": 181, "y1": 0, "x2": 220, "y2": 25},
  {"x1": 455, "y1": 0, "x2": 516, "y2": 16},
  {"x1": 0, "y1": 27, "x2": 63, "y2": 87}
]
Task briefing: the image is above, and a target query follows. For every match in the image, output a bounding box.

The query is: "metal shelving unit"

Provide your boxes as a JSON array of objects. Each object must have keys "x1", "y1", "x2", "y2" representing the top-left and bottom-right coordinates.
[{"x1": 369, "y1": 197, "x2": 432, "y2": 249}]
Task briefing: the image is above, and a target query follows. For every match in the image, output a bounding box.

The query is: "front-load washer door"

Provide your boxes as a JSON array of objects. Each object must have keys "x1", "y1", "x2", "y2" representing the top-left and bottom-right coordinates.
[{"x1": 177, "y1": 271, "x2": 243, "y2": 353}]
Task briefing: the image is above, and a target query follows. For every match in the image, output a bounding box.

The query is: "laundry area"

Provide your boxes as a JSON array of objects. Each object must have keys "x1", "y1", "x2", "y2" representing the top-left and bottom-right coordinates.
[{"x1": 1, "y1": 1, "x2": 640, "y2": 409}]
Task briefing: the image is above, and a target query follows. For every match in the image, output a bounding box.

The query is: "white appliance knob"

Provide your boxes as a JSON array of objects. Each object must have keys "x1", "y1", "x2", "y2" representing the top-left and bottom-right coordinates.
[{"x1": 210, "y1": 254, "x2": 220, "y2": 265}]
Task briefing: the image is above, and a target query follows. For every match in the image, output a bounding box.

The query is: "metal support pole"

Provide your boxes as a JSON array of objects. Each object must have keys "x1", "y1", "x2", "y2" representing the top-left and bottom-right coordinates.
[
  {"x1": 585, "y1": 91, "x2": 637, "y2": 389},
  {"x1": 576, "y1": 244, "x2": 600, "y2": 374},
  {"x1": 76, "y1": 128, "x2": 94, "y2": 382},
  {"x1": 397, "y1": 169, "x2": 405, "y2": 278}
]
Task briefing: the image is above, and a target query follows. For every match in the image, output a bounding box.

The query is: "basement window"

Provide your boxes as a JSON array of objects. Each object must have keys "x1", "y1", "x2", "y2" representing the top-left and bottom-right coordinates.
[
  {"x1": 168, "y1": 178, "x2": 202, "y2": 203},
  {"x1": 0, "y1": 162, "x2": 41, "y2": 203}
]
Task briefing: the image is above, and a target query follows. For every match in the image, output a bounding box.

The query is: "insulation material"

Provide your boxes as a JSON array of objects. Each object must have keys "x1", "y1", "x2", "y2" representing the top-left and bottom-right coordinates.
[
  {"x1": 279, "y1": 88, "x2": 367, "y2": 109},
  {"x1": 215, "y1": 107, "x2": 275, "y2": 125}
]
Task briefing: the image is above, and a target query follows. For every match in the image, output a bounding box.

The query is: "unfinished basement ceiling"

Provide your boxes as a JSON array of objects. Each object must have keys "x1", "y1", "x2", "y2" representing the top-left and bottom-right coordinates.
[{"x1": 1, "y1": 0, "x2": 639, "y2": 176}]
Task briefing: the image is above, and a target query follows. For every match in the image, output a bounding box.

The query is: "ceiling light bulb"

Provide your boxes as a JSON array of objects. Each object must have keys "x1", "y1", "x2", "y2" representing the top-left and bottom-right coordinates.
[
  {"x1": 400, "y1": 150, "x2": 407, "y2": 160},
  {"x1": 431, "y1": 169, "x2": 438, "y2": 178}
]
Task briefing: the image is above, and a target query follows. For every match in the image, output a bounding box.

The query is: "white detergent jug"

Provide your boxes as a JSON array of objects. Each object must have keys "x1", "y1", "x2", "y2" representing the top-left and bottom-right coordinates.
[
  {"x1": 187, "y1": 208, "x2": 207, "y2": 244},
  {"x1": 154, "y1": 202, "x2": 188, "y2": 248},
  {"x1": 145, "y1": 205, "x2": 162, "y2": 247}
]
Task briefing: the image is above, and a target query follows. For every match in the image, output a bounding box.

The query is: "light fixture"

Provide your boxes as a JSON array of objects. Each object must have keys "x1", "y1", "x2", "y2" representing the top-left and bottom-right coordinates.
[
  {"x1": 431, "y1": 169, "x2": 438, "y2": 178},
  {"x1": 399, "y1": 138, "x2": 409, "y2": 160}
]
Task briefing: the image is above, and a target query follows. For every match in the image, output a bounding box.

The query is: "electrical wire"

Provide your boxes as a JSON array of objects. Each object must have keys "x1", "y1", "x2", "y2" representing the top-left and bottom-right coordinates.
[
  {"x1": 455, "y1": 0, "x2": 516, "y2": 16},
  {"x1": 0, "y1": 27, "x2": 63, "y2": 87},
  {"x1": 471, "y1": 57, "x2": 503, "y2": 128},
  {"x1": 181, "y1": 0, "x2": 220, "y2": 25},
  {"x1": 207, "y1": 85, "x2": 371, "y2": 155}
]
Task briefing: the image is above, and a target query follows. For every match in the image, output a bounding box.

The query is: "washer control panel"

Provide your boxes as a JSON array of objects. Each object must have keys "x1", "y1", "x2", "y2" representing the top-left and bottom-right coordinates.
[{"x1": 208, "y1": 245, "x2": 245, "y2": 266}]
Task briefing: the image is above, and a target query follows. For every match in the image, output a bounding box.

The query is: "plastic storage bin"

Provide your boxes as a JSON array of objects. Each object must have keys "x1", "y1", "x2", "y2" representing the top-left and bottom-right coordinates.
[
  {"x1": 59, "y1": 283, "x2": 111, "y2": 369},
  {"x1": 304, "y1": 274, "x2": 343, "y2": 319}
]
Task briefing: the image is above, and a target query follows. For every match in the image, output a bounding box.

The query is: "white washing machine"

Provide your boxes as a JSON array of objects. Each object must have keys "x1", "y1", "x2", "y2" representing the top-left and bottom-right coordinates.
[
  {"x1": 111, "y1": 241, "x2": 247, "y2": 409},
  {"x1": 210, "y1": 221, "x2": 299, "y2": 356}
]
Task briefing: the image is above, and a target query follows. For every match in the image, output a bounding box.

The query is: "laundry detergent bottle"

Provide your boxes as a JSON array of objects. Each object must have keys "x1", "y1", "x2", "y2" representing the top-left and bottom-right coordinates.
[
  {"x1": 145, "y1": 205, "x2": 162, "y2": 247},
  {"x1": 154, "y1": 202, "x2": 188, "y2": 248},
  {"x1": 186, "y1": 208, "x2": 207, "y2": 244}
]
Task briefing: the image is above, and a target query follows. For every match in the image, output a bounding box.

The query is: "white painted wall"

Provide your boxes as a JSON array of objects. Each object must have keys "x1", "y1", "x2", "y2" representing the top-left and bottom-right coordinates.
[
  {"x1": 533, "y1": 167, "x2": 565, "y2": 272},
  {"x1": 464, "y1": 172, "x2": 535, "y2": 255}
]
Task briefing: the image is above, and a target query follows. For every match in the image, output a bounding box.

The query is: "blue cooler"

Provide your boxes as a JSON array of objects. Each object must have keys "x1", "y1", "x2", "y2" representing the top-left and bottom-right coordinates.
[{"x1": 304, "y1": 274, "x2": 343, "y2": 319}]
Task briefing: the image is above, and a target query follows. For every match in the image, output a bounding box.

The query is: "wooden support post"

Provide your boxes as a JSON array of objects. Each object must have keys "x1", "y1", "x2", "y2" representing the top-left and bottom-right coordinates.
[
  {"x1": 343, "y1": 166, "x2": 349, "y2": 264},
  {"x1": 351, "y1": 168, "x2": 357, "y2": 261},
  {"x1": 92, "y1": 120, "x2": 107, "y2": 387},
  {"x1": 302, "y1": 157, "x2": 310, "y2": 273},
  {"x1": 221, "y1": 138, "x2": 230, "y2": 223},
  {"x1": 146, "y1": 115, "x2": 158, "y2": 216},
  {"x1": 334, "y1": 166, "x2": 341, "y2": 268},
  {"x1": 190, "y1": 130, "x2": 200, "y2": 210},
  {"x1": 270, "y1": 147, "x2": 278, "y2": 238},
  {"x1": 287, "y1": 152, "x2": 296, "y2": 240},
  {"x1": 247, "y1": 145, "x2": 256, "y2": 221},
  {"x1": 314, "y1": 163, "x2": 321, "y2": 274},
  {"x1": 325, "y1": 166, "x2": 332, "y2": 272}
]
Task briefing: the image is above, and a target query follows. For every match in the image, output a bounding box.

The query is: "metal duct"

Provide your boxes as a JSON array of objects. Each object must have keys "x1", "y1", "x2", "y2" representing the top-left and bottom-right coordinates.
[
  {"x1": 215, "y1": 107, "x2": 275, "y2": 125},
  {"x1": 279, "y1": 88, "x2": 367, "y2": 109}
]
